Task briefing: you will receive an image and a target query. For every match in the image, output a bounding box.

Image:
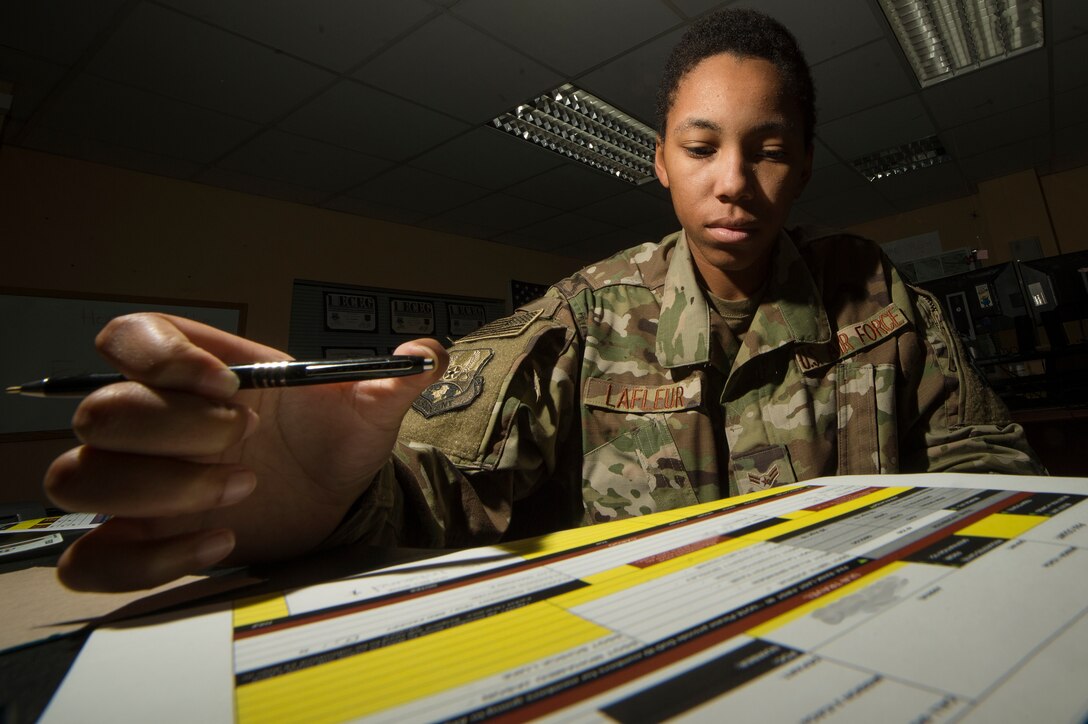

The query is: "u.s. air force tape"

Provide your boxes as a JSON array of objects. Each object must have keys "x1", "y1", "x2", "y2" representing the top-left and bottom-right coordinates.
[{"x1": 795, "y1": 303, "x2": 909, "y2": 373}]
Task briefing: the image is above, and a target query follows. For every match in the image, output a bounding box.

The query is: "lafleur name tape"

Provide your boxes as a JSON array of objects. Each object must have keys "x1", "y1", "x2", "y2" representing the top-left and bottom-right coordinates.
[{"x1": 584, "y1": 377, "x2": 701, "y2": 413}]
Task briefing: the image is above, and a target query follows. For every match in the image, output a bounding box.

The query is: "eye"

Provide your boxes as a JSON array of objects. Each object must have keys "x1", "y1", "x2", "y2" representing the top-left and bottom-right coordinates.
[
  {"x1": 758, "y1": 147, "x2": 787, "y2": 161},
  {"x1": 684, "y1": 144, "x2": 715, "y2": 159}
]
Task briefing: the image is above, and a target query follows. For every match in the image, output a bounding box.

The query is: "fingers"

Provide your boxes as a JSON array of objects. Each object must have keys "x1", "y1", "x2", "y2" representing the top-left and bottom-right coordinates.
[
  {"x1": 57, "y1": 519, "x2": 236, "y2": 592},
  {"x1": 72, "y1": 382, "x2": 258, "y2": 456},
  {"x1": 45, "y1": 447, "x2": 256, "y2": 518},
  {"x1": 95, "y1": 313, "x2": 286, "y2": 400},
  {"x1": 348, "y1": 339, "x2": 449, "y2": 433}
]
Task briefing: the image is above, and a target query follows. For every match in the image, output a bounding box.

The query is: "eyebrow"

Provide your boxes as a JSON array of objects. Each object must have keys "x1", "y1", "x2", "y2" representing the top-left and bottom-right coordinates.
[
  {"x1": 675, "y1": 117, "x2": 721, "y2": 133},
  {"x1": 672, "y1": 117, "x2": 795, "y2": 136}
]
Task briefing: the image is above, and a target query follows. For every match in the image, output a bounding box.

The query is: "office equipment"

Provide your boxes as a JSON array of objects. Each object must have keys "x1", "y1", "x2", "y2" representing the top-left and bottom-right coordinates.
[
  {"x1": 919, "y1": 253, "x2": 1088, "y2": 411},
  {"x1": 38, "y1": 473, "x2": 1088, "y2": 724},
  {"x1": 1019, "y1": 249, "x2": 1088, "y2": 349},
  {"x1": 920, "y1": 262, "x2": 1028, "y2": 358}
]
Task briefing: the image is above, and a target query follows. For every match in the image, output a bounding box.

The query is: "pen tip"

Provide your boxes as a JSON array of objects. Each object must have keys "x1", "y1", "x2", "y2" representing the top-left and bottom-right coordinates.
[{"x1": 5, "y1": 385, "x2": 21, "y2": 394}]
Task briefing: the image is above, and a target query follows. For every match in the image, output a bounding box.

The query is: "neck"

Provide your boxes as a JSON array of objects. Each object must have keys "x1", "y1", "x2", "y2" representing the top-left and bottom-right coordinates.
[{"x1": 695, "y1": 254, "x2": 772, "y2": 301}]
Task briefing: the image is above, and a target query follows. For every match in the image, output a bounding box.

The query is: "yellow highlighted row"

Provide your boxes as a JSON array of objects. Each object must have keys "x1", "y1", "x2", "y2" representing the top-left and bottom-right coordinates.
[
  {"x1": 234, "y1": 594, "x2": 292, "y2": 628},
  {"x1": 236, "y1": 602, "x2": 609, "y2": 724}
]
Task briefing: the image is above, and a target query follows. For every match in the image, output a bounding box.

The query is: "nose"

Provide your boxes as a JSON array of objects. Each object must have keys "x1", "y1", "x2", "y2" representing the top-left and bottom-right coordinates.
[{"x1": 711, "y1": 147, "x2": 752, "y2": 202}]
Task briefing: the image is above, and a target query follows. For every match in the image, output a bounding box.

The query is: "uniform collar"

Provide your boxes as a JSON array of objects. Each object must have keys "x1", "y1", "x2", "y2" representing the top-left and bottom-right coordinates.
[{"x1": 656, "y1": 229, "x2": 831, "y2": 369}]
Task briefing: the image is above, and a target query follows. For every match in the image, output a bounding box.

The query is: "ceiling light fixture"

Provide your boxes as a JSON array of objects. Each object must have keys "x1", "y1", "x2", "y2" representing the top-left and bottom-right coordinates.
[
  {"x1": 490, "y1": 83, "x2": 657, "y2": 185},
  {"x1": 877, "y1": 0, "x2": 1044, "y2": 87},
  {"x1": 852, "y1": 135, "x2": 951, "y2": 181}
]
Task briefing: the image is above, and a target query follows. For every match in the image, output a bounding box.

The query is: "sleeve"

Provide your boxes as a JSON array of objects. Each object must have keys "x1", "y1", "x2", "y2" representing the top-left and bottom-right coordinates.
[
  {"x1": 896, "y1": 279, "x2": 1047, "y2": 475},
  {"x1": 322, "y1": 289, "x2": 586, "y2": 550}
]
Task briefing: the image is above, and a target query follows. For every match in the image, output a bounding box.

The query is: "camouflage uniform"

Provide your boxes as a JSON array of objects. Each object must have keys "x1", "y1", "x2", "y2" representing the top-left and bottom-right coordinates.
[{"x1": 333, "y1": 228, "x2": 1044, "y2": 549}]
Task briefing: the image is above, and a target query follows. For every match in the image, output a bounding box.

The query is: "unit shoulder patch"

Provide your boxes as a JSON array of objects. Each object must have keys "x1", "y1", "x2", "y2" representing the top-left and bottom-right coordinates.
[{"x1": 412, "y1": 348, "x2": 494, "y2": 418}]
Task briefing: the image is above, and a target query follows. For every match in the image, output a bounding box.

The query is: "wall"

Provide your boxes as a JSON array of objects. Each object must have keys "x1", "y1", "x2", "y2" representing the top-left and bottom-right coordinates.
[
  {"x1": 847, "y1": 167, "x2": 1088, "y2": 260},
  {"x1": 0, "y1": 146, "x2": 584, "y2": 505}
]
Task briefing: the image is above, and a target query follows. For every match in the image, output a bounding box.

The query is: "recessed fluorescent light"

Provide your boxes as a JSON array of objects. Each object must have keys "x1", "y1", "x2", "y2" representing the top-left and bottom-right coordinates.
[
  {"x1": 878, "y1": 0, "x2": 1044, "y2": 87},
  {"x1": 852, "y1": 135, "x2": 951, "y2": 181},
  {"x1": 490, "y1": 83, "x2": 657, "y2": 185}
]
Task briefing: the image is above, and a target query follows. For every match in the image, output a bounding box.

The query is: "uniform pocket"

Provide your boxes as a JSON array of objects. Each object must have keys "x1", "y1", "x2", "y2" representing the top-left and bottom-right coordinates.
[
  {"x1": 732, "y1": 444, "x2": 798, "y2": 495},
  {"x1": 836, "y1": 362, "x2": 899, "y2": 474},
  {"x1": 582, "y1": 413, "x2": 698, "y2": 524}
]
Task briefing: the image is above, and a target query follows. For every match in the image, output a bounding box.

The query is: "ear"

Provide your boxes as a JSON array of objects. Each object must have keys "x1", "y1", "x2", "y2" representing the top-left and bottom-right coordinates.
[{"x1": 654, "y1": 137, "x2": 670, "y2": 189}]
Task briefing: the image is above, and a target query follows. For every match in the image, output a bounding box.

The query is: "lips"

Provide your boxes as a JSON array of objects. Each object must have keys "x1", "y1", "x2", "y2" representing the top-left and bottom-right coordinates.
[{"x1": 705, "y1": 219, "x2": 757, "y2": 244}]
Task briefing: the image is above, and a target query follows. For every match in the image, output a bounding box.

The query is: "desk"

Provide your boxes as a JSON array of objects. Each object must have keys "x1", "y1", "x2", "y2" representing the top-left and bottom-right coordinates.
[{"x1": 8, "y1": 474, "x2": 1088, "y2": 723}]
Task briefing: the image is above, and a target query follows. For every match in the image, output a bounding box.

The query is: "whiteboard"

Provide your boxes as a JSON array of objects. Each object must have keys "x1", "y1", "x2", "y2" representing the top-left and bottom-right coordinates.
[{"x1": 0, "y1": 290, "x2": 245, "y2": 438}]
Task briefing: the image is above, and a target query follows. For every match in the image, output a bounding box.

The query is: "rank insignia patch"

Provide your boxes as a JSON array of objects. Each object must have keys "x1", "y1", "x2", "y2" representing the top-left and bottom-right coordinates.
[
  {"x1": 747, "y1": 464, "x2": 780, "y2": 489},
  {"x1": 412, "y1": 348, "x2": 494, "y2": 418}
]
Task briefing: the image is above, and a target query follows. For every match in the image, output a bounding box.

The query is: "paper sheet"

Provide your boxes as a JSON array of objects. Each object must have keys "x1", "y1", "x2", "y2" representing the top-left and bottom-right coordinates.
[{"x1": 40, "y1": 473, "x2": 1088, "y2": 723}]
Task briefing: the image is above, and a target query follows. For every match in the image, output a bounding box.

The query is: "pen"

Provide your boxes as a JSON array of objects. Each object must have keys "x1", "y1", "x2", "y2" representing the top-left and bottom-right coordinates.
[{"x1": 5, "y1": 355, "x2": 435, "y2": 397}]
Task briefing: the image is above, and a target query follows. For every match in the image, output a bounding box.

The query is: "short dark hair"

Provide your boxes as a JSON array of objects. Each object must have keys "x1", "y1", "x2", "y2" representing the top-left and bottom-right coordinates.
[{"x1": 655, "y1": 8, "x2": 816, "y2": 148}]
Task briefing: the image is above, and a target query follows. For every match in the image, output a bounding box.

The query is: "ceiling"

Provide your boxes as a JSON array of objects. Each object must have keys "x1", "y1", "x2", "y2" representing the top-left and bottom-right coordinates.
[{"x1": 3, "y1": 0, "x2": 1087, "y2": 262}]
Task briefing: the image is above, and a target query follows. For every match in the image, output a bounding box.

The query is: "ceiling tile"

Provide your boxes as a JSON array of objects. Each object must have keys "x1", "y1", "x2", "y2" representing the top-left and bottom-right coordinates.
[
  {"x1": 730, "y1": 0, "x2": 884, "y2": 65},
  {"x1": 494, "y1": 213, "x2": 619, "y2": 251},
  {"x1": 576, "y1": 188, "x2": 675, "y2": 227},
  {"x1": 278, "y1": 80, "x2": 470, "y2": 161},
  {"x1": 817, "y1": 95, "x2": 935, "y2": 161},
  {"x1": 923, "y1": 51, "x2": 1048, "y2": 130},
  {"x1": 321, "y1": 196, "x2": 431, "y2": 225},
  {"x1": 810, "y1": 140, "x2": 842, "y2": 170},
  {"x1": 795, "y1": 185, "x2": 897, "y2": 227},
  {"x1": 874, "y1": 162, "x2": 971, "y2": 206},
  {"x1": 0, "y1": 46, "x2": 68, "y2": 123},
  {"x1": 422, "y1": 192, "x2": 561, "y2": 237},
  {"x1": 577, "y1": 26, "x2": 687, "y2": 127},
  {"x1": 942, "y1": 100, "x2": 1050, "y2": 160},
  {"x1": 216, "y1": 129, "x2": 392, "y2": 192},
  {"x1": 637, "y1": 180, "x2": 672, "y2": 202},
  {"x1": 194, "y1": 166, "x2": 330, "y2": 206},
  {"x1": 0, "y1": 0, "x2": 130, "y2": 65},
  {"x1": 801, "y1": 162, "x2": 868, "y2": 203},
  {"x1": 18, "y1": 124, "x2": 203, "y2": 180},
  {"x1": 355, "y1": 13, "x2": 562, "y2": 124},
  {"x1": 4, "y1": 2, "x2": 1084, "y2": 252},
  {"x1": 452, "y1": 0, "x2": 681, "y2": 76},
  {"x1": 811, "y1": 40, "x2": 916, "y2": 124},
  {"x1": 415, "y1": 216, "x2": 499, "y2": 240},
  {"x1": 564, "y1": 229, "x2": 651, "y2": 261},
  {"x1": 344, "y1": 165, "x2": 491, "y2": 216},
  {"x1": 85, "y1": 2, "x2": 336, "y2": 123},
  {"x1": 1054, "y1": 85, "x2": 1088, "y2": 131},
  {"x1": 504, "y1": 164, "x2": 629, "y2": 210},
  {"x1": 157, "y1": 0, "x2": 438, "y2": 72},
  {"x1": 659, "y1": 0, "x2": 726, "y2": 20},
  {"x1": 1051, "y1": 0, "x2": 1088, "y2": 43},
  {"x1": 29, "y1": 73, "x2": 261, "y2": 164},
  {"x1": 958, "y1": 135, "x2": 1052, "y2": 185},
  {"x1": 1052, "y1": 121, "x2": 1088, "y2": 173},
  {"x1": 1054, "y1": 33, "x2": 1088, "y2": 92},
  {"x1": 410, "y1": 126, "x2": 564, "y2": 190},
  {"x1": 626, "y1": 214, "x2": 681, "y2": 241}
]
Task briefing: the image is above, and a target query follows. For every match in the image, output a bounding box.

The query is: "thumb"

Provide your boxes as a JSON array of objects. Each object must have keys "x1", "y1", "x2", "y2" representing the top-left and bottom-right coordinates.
[{"x1": 349, "y1": 338, "x2": 449, "y2": 433}]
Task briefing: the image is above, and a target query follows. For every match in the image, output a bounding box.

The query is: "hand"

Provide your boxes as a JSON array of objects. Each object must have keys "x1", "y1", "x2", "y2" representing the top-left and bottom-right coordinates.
[{"x1": 44, "y1": 313, "x2": 447, "y2": 592}]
